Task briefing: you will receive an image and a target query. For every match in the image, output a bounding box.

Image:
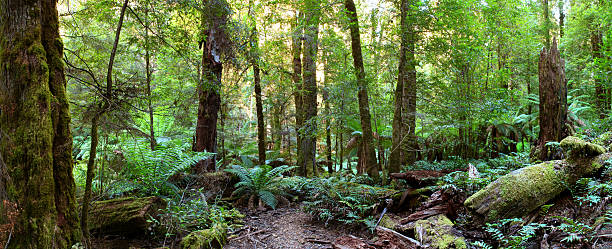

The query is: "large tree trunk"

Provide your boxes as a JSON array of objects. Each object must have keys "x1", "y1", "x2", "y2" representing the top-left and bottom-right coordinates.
[
  {"x1": 534, "y1": 39, "x2": 567, "y2": 161},
  {"x1": 292, "y1": 10, "x2": 305, "y2": 174},
  {"x1": 302, "y1": 0, "x2": 320, "y2": 177},
  {"x1": 193, "y1": 0, "x2": 225, "y2": 172},
  {"x1": 401, "y1": 0, "x2": 418, "y2": 167},
  {"x1": 345, "y1": 0, "x2": 379, "y2": 179},
  {"x1": 0, "y1": 0, "x2": 82, "y2": 247},
  {"x1": 249, "y1": 0, "x2": 266, "y2": 166}
]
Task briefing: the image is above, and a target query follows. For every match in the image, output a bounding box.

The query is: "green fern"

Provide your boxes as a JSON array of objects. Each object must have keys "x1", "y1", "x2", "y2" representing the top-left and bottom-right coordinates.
[{"x1": 225, "y1": 164, "x2": 296, "y2": 209}]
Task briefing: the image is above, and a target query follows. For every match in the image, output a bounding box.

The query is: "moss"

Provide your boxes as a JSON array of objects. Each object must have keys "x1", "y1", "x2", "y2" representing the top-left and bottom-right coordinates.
[
  {"x1": 465, "y1": 161, "x2": 568, "y2": 221},
  {"x1": 413, "y1": 215, "x2": 466, "y2": 249},
  {"x1": 560, "y1": 136, "x2": 605, "y2": 159},
  {"x1": 593, "y1": 131, "x2": 612, "y2": 150},
  {"x1": 181, "y1": 223, "x2": 228, "y2": 249},
  {"x1": 379, "y1": 215, "x2": 399, "y2": 230}
]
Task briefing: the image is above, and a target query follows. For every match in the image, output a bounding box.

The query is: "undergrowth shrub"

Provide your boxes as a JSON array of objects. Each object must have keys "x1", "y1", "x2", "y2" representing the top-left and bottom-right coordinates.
[
  {"x1": 287, "y1": 177, "x2": 391, "y2": 229},
  {"x1": 108, "y1": 139, "x2": 212, "y2": 198}
]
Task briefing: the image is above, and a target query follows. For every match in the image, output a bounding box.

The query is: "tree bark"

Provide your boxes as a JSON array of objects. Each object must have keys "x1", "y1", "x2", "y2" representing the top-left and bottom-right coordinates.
[
  {"x1": 324, "y1": 55, "x2": 333, "y2": 173},
  {"x1": 249, "y1": 1, "x2": 266, "y2": 166},
  {"x1": 81, "y1": 0, "x2": 129, "y2": 238},
  {"x1": 558, "y1": 0, "x2": 564, "y2": 38},
  {"x1": 145, "y1": 5, "x2": 157, "y2": 150},
  {"x1": 302, "y1": 0, "x2": 320, "y2": 177},
  {"x1": 292, "y1": 10, "x2": 305, "y2": 174},
  {"x1": 0, "y1": 0, "x2": 82, "y2": 246},
  {"x1": 535, "y1": 39, "x2": 567, "y2": 161},
  {"x1": 345, "y1": 0, "x2": 379, "y2": 179},
  {"x1": 193, "y1": 0, "x2": 225, "y2": 172},
  {"x1": 592, "y1": 29, "x2": 606, "y2": 118}
]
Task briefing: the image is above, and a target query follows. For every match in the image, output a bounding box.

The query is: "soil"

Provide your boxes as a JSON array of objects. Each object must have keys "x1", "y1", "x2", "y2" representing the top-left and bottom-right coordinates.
[{"x1": 226, "y1": 204, "x2": 357, "y2": 249}]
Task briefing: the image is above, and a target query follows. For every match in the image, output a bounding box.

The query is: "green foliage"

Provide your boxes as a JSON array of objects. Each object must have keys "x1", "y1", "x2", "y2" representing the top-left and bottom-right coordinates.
[
  {"x1": 158, "y1": 197, "x2": 244, "y2": 237},
  {"x1": 225, "y1": 164, "x2": 296, "y2": 209},
  {"x1": 111, "y1": 139, "x2": 212, "y2": 197},
  {"x1": 287, "y1": 177, "x2": 386, "y2": 228},
  {"x1": 484, "y1": 218, "x2": 547, "y2": 249}
]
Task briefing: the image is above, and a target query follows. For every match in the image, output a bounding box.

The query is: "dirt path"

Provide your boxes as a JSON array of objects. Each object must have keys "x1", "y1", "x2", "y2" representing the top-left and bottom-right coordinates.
[{"x1": 226, "y1": 205, "x2": 350, "y2": 249}]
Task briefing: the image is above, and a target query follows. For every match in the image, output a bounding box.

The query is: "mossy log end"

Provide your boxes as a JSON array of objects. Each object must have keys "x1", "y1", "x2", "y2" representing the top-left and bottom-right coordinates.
[
  {"x1": 181, "y1": 223, "x2": 227, "y2": 249},
  {"x1": 465, "y1": 138, "x2": 609, "y2": 221},
  {"x1": 87, "y1": 196, "x2": 166, "y2": 236}
]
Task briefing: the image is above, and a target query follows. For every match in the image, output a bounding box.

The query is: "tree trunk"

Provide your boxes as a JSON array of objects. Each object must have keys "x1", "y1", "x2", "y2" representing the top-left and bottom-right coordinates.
[
  {"x1": 535, "y1": 39, "x2": 567, "y2": 161},
  {"x1": 592, "y1": 30, "x2": 606, "y2": 118},
  {"x1": 292, "y1": 11, "x2": 305, "y2": 174},
  {"x1": 193, "y1": 0, "x2": 225, "y2": 172},
  {"x1": 81, "y1": 0, "x2": 128, "y2": 240},
  {"x1": 345, "y1": 0, "x2": 379, "y2": 179},
  {"x1": 145, "y1": 6, "x2": 157, "y2": 150},
  {"x1": 558, "y1": 0, "x2": 564, "y2": 39},
  {"x1": 324, "y1": 55, "x2": 333, "y2": 173},
  {"x1": 0, "y1": 0, "x2": 82, "y2": 247},
  {"x1": 302, "y1": 0, "x2": 320, "y2": 177},
  {"x1": 543, "y1": 0, "x2": 551, "y2": 48},
  {"x1": 401, "y1": 0, "x2": 418, "y2": 167},
  {"x1": 249, "y1": 1, "x2": 266, "y2": 166}
]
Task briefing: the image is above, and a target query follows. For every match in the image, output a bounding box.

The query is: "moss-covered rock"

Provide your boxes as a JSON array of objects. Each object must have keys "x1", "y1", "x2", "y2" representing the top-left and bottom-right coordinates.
[
  {"x1": 410, "y1": 214, "x2": 467, "y2": 249},
  {"x1": 560, "y1": 136, "x2": 605, "y2": 159},
  {"x1": 180, "y1": 223, "x2": 227, "y2": 249},
  {"x1": 88, "y1": 196, "x2": 166, "y2": 236},
  {"x1": 465, "y1": 138, "x2": 611, "y2": 222}
]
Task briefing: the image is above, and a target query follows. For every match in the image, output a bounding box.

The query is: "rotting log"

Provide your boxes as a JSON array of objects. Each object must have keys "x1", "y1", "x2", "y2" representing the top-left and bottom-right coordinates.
[
  {"x1": 390, "y1": 169, "x2": 467, "y2": 187},
  {"x1": 465, "y1": 137, "x2": 607, "y2": 221},
  {"x1": 88, "y1": 196, "x2": 166, "y2": 236}
]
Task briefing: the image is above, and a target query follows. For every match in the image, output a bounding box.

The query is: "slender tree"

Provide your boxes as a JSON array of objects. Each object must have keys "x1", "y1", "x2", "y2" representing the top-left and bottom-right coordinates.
[
  {"x1": 0, "y1": 0, "x2": 81, "y2": 247},
  {"x1": 81, "y1": 0, "x2": 129, "y2": 238},
  {"x1": 249, "y1": 0, "x2": 266, "y2": 165},
  {"x1": 345, "y1": 0, "x2": 379, "y2": 179}
]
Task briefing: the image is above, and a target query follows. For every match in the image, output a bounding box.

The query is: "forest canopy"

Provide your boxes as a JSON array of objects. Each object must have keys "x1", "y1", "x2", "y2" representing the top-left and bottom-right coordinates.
[{"x1": 0, "y1": 0, "x2": 611, "y2": 248}]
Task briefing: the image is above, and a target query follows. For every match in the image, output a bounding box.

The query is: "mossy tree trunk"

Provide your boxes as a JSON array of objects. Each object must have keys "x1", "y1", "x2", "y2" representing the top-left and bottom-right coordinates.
[
  {"x1": 535, "y1": 39, "x2": 567, "y2": 161},
  {"x1": 301, "y1": 0, "x2": 320, "y2": 177},
  {"x1": 248, "y1": 0, "x2": 266, "y2": 166},
  {"x1": 193, "y1": 0, "x2": 226, "y2": 173},
  {"x1": 291, "y1": 10, "x2": 304, "y2": 174},
  {"x1": 0, "y1": 0, "x2": 81, "y2": 247},
  {"x1": 345, "y1": 0, "x2": 379, "y2": 179},
  {"x1": 390, "y1": 0, "x2": 418, "y2": 174}
]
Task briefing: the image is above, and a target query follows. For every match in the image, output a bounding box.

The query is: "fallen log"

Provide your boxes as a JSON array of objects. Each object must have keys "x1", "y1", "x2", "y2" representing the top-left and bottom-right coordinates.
[
  {"x1": 390, "y1": 169, "x2": 466, "y2": 187},
  {"x1": 400, "y1": 186, "x2": 465, "y2": 224},
  {"x1": 464, "y1": 136, "x2": 608, "y2": 221},
  {"x1": 88, "y1": 196, "x2": 166, "y2": 236}
]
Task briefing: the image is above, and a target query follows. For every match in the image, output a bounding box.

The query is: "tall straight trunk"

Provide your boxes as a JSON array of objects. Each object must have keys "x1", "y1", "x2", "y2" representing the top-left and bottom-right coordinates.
[
  {"x1": 292, "y1": 11, "x2": 305, "y2": 173},
  {"x1": 145, "y1": 5, "x2": 156, "y2": 150},
  {"x1": 345, "y1": 0, "x2": 379, "y2": 179},
  {"x1": 535, "y1": 39, "x2": 567, "y2": 161},
  {"x1": 272, "y1": 106, "x2": 282, "y2": 152},
  {"x1": 249, "y1": 1, "x2": 266, "y2": 165},
  {"x1": 592, "y1": 30, "x2": 606, "y2": 118},
  {"x1": 323, "y1": 55, "x2": 333, "y2": 173},
  {"x1": 81, "y1": 0, "x2": 129, "y2": 238},
  {"x1": 401, "y1": 0, "x2": 418, "y2": 167},
  {"x1": 302, "y1": 0, "x2": 320, "y2": 177},
  {"x1": 193, "y1": 0, "x2": 225, "y2": 172},
  {"x1": 0, "y1": 0, "x2": 82, "y2": 247},
  {"x1": 390, "y1": 0, "x2": 409, "y2": 173}
]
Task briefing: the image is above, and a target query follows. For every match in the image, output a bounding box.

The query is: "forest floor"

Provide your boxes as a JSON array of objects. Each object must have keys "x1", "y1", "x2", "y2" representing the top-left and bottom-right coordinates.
[{"x1": 226, "y1": 205, "x2": 358, "y2": 249}]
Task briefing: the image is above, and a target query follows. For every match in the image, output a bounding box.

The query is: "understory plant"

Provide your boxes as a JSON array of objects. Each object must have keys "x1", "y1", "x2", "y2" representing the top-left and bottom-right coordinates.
[{"x1": 225, "y1": 164, "x2": 296, "y2": 209}]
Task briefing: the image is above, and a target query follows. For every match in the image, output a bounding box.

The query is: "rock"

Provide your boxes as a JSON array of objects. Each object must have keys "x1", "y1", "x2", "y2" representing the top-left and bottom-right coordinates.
[
  {"x1": 181, "y1": 223, "x2": 227, "y2": 249},
  {"x1": 465, "y1": 138, "x2": 610, "y2": 221},
  {"x1": 88, "y1": 196, "x2": 166, "y2": 236},
  {"x1": 408, "y1": 214, "x2": 467, "y2": 249},
  {"x1": 560, "y1": 136, "x2": 605, "y2": 159}
]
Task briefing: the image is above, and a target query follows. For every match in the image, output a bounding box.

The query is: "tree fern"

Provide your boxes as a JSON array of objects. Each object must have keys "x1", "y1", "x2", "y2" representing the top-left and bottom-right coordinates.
[{"x1": 225, "y1": 164, "x2": 296, "y2": 209}]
